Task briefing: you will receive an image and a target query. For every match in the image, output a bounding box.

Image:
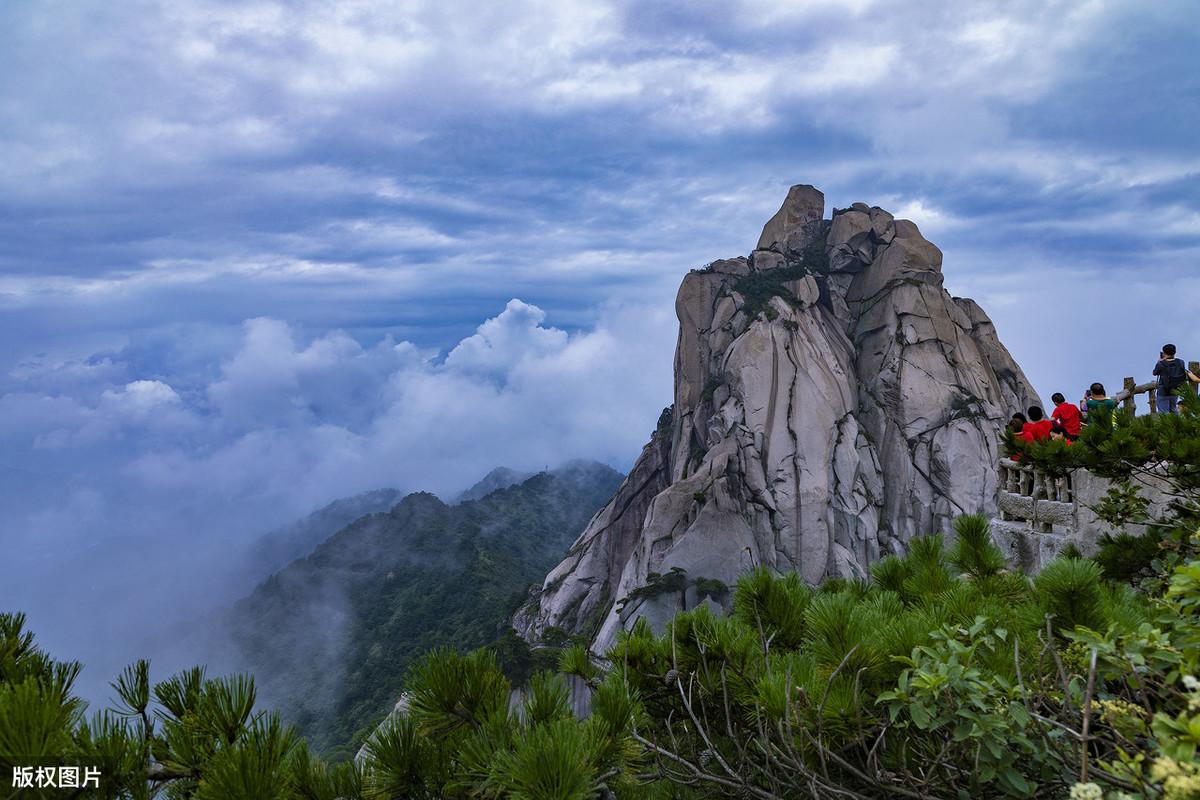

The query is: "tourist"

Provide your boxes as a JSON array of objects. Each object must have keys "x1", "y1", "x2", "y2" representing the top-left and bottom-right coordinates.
[
  {"x1": 1006, "y1": 413, "x2": 1028, "y2": 461},
  {"x1": 1082, "y1": 382, "x2": 1117, "y2": 424},
  {"x1": 1050, "y1": 421, "x2": 1073, "y2": 443},
  {"x1": 1050, "y1": 392, "x2": 1082, "y2": 438},
  {"x1": 1023, "y1": 406, "x2": 1053, "y2": 443},
  {"x1": 1152, "y1": 343, "x2": 1200, "y2": 414},
  {"x1": 1009, "y1": 412, "x2": 1027, "y2": 436}
]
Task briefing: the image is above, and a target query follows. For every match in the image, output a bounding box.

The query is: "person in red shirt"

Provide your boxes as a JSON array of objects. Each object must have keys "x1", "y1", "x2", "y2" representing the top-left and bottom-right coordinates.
[
  {"x1": 1006, "y1": 412, "x2": 1028, "y2": 461},
  {"x1": 1008, "y1": 412, "x2": 1027, "y2": 436},
  {"x1": 1050, "y1": 392, "x2": 1082, "y2": 440},
  {"x1": 1022, "y1": 406, "x2": 1053, "y2": 443}
]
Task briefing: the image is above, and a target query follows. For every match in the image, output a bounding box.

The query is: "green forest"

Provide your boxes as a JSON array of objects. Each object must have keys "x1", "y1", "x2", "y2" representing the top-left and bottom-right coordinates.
[
  {"x1": 226, "y1": 462, "x2": 623, "y2": 759},
  {"x1": 3, "y1": 399, "x2": 1199, "y2": 799}
]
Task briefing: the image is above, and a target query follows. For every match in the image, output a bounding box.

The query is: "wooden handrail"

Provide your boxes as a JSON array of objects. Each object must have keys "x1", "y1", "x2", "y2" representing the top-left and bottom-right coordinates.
[{"x1": 1115, "y1": 360, "x2": 1199, "y2": 415}]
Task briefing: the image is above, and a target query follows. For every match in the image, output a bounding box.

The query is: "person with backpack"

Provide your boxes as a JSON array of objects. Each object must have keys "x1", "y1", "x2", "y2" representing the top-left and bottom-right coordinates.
[{"x1": 1152, "y1": 343, "x2": 1200, "y2": 413}]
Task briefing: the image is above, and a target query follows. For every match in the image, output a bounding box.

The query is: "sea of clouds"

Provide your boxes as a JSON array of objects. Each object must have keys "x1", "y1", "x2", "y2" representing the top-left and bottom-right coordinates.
[{"x1": 1, "y1": 298, "x2": 675, "y2": 700}]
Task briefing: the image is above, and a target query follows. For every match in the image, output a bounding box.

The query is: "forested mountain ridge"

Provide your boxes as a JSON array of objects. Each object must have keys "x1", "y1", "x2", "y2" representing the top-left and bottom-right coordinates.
[
  {"x1": 224, "y1": 460, "x2": 623, "y2": 758},
  {"x1": 454, "y1": 466, "x2": 533, "y2": 503},
  {"x1": 241, "y1": 487, "x2": 406, "y2": 585}
]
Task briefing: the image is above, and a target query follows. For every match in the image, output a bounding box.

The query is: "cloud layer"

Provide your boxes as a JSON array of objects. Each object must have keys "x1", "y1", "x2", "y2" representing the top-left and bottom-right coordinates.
[
  {"x1": 1, "y1": 299, "x2": 675, "y2": 698},
  {"x1": 1, "y1": 0, "x2": 1198, "y2": 696},
  {"x1": 3, "y1": 0, "x2": 1196, "y2": 344}
]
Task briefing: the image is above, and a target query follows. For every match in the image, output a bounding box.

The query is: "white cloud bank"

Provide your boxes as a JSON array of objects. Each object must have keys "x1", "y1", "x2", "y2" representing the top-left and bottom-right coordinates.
[{"x1": 0, "y1": 298, "x2": 676, "y2": 696}]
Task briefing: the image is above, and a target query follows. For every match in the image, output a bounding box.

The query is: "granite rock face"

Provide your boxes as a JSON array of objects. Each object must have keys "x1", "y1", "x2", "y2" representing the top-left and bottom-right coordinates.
[{"x1": 514, "y1": 184, "x2": 1039, "y2": 652}]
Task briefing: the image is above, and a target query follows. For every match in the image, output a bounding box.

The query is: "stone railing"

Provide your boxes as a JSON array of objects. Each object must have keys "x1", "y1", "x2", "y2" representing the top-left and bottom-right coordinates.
[
  {"x1": 992, "y1": 458, "x2": 1123, "y2": 571},
  {"x1": 996, "y1": 458, "x2": 1076, "y2": 534},
  {"x1": 993, "y1": 450, "x2": 1172, "y2": 572},
  {"x1": 991, "y1": 364, "x2": 1195, "y2": 571},
  {"x1": 996, "y1": 362, "x2": 1198, "y2": 547}
]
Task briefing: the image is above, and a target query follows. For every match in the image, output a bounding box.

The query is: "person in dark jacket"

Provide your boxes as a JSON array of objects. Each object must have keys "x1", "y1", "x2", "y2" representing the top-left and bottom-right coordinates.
[{"x1": 1152, "y1": 343, "x2": 1200, "y2": 414}]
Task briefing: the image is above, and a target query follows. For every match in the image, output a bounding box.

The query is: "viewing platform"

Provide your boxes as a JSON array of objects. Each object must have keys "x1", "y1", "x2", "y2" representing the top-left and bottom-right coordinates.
[
  {"x1": 990, "y1": 457, "x2": 1112, "y2": 571},
  {"x1": 988, "y1": 369, "x2": 1191, "y2": 571}
]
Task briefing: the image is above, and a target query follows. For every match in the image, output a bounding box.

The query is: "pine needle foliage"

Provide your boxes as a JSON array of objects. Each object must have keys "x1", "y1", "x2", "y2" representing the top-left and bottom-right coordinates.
[
  {"x1": 111, "y1": 659, "x2": 151, "y2": 722},
  {"x1": 869, "y1": 554, "x2": 913, "y2": 596},
  {"x1": 5, "y1": 501, "x2": 1195, "y2": 800},
  {"x1": 194, "y1": 714, "x2": 298, "y2": 800},
  {"x1": 361, "y1": 714, "x2": 441, "y2": 799},
  {"x1": 522, "y1": 671, "x2": 572, "y2": 726},
  {"x1": 948, "y1": 514, "x2": 1006, "y2": 579},
  {"x1": 406, "y1": 648, "x2": 509, "y2": 738},
  {"x1": 557, "y1": 644, "x2": 599, "y2": 682},
  {"x1": 802, "y1": 591, "x2": 886, "y2": 684},
  {"x1": 900, "y1": 533, "x2": 957, "y2": 600},
  {"x1": 1095, "y1": 530, "x2": 1163, "y2": 584},
  {"x1": 1032, "y1": 557, "x2": 1108, "y2": 634},
  {"x1": 731, "y1": 566, "x2": 811, "y2": 647}
]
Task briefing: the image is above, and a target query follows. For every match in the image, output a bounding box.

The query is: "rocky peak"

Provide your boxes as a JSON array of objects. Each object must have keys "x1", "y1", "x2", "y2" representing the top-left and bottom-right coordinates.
[
  {"x1": 515, "y1": 184, "x2": 1039, "y2": 652},
  {"x1": 756, "y1": 183, "x2": 825, "y2": 253}
]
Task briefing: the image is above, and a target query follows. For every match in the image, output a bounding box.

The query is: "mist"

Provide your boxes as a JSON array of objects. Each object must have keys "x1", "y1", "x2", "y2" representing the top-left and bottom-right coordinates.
[{"x1": 0, "y1": 298, "x2": 676, "y2": 705}]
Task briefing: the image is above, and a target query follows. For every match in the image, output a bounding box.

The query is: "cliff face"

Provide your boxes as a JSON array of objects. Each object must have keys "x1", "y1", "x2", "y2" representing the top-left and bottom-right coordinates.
[{"x1": 514, "y1": 185, "x2": 1039, "y2": 651}]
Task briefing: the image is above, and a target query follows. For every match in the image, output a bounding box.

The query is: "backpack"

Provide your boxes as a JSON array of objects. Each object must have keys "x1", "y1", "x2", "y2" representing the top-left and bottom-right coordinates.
[{"x1": 1161, "y1": 358, "x2": 1187, "y2": 393}]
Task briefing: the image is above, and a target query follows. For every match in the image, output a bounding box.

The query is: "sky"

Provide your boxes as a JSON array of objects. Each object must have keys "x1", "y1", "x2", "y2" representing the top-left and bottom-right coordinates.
[{"x1": 2, "y1": 0, "x2": 1199, "y2": 698}]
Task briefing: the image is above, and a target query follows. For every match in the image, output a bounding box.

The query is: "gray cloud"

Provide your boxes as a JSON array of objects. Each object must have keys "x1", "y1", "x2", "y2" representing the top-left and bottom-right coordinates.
[
  {"x1": 1, "y1": 0, "x2": 1198, "y2": 701},
  {"x1": 1, "y1": 299, "x2": 675, "y2": 700}
]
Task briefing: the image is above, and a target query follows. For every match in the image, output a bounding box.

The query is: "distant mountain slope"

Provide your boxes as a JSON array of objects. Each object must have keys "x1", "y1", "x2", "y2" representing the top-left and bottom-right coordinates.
[
  {"x1": 242, "y1": 488, "x2": 405, "y2": 582},
  {"x1": 225, "y1": 461, "x2": 623, "y2": 758},
  {"x1": 453, "y1": 466, "x2": 533, "y2": 503}
]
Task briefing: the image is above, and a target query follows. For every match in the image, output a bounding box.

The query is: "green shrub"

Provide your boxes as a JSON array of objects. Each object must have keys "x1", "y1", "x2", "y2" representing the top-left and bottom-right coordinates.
[
  {"x1": 6, "y1": 507, "x2": 1197, "y2": 800},
  {"x1": 692, "y1": 577, "x2": 728, "y2": 602},
  {"x1": 1059, "y1": 542, "x2": 1085, "y2": 560},
  {"x1": 731, "y1": 264, "x2": 812, "y2": 320},
  {"x1": 624, "y1": 567, "x2": 688, "y2": 607},
  {"x1": 902, "y1": 534, "x2": 956, "y2": 600},
  {"x1": 870, "y1": 554, "x2": 913, "y2": 595},
  {"x1": 489, "y1": 719, "x2": 601, "y2": 800},
  {"x1": 802, "y1": 591, "x2": 885, "y2": 683},
  {"x1": 557, "y1": 644, "x2": 598, "y2": 681},
  {"x1": 406, "y1": 648, "x2": 509, "y2": 737},
  {"x1": 1095, "y1": 530, "x2": 1163, "y2": 583},
  {"x1": 522, "y1": 671, "x2": 572, "y2": 725},
  {"x1": 732, "y1": 566, "x2": 810, "y2": 647},
  {"x1": 948, "y1": 514, "x2": 1006, "y2": 579},
  {"x1": 1032, "y1": 557, "x2": 1107, "y2": 634}
]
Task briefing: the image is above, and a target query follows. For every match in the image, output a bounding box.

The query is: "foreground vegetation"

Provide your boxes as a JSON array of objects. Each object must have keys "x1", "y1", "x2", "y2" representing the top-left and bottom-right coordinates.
[
  {"x1": 3, "y1": 399, "x2": 1199, "y2": 798},
  {"x1": 4, "y1": 518, "x2": 1198, "y2": 799}
]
